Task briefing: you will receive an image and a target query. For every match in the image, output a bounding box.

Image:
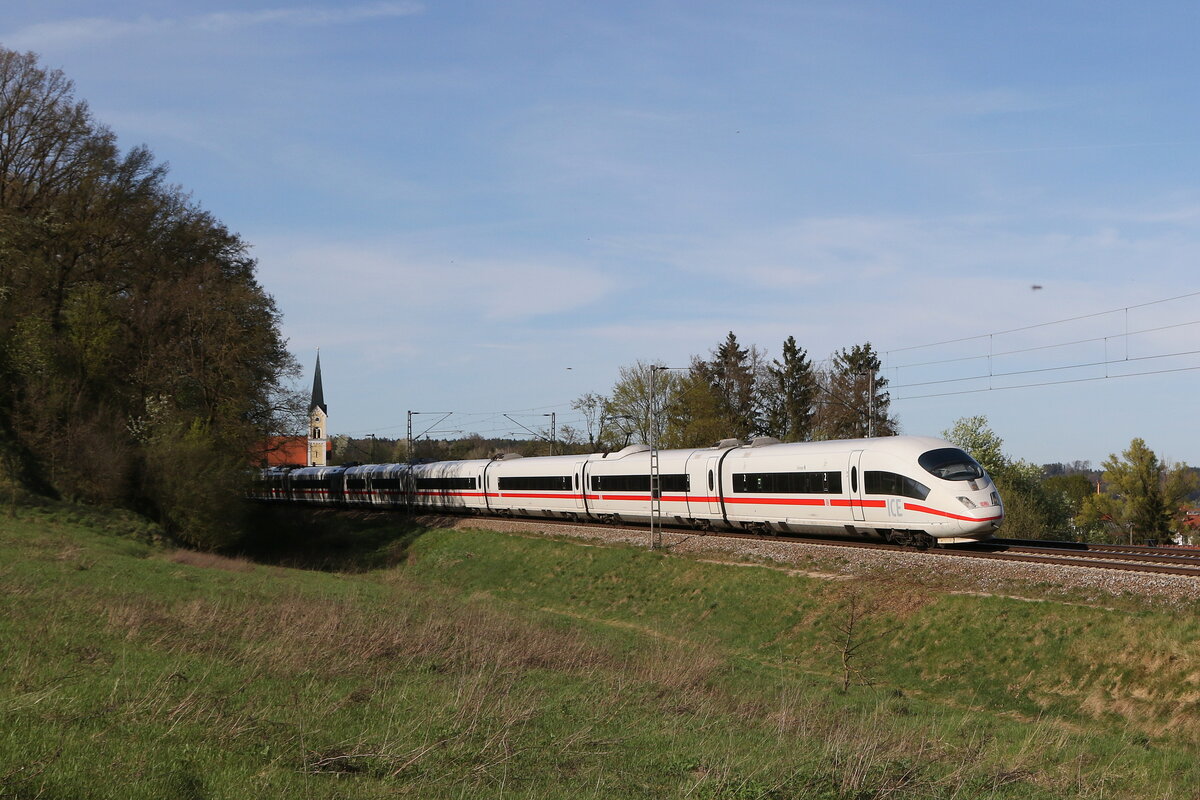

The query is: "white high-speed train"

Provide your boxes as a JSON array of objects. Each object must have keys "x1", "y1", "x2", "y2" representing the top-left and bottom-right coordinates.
[{"x1": 254, "y1": 435, "x2": 1003, "y2": 547}]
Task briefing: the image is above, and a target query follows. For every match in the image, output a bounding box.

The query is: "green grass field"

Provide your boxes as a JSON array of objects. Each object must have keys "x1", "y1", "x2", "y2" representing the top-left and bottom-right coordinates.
[{"x1": 2, "y1": 504, "x2": 1199, "y2": 799}]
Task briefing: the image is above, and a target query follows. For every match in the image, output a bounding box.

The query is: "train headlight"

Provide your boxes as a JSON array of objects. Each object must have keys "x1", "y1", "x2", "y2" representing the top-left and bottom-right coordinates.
[
  {"x1": 957, "y1": 496, "x2": 978, "y2": 509},
  {"x1": 991, "y1": 492, "x2": 1001, "y2": 507}
]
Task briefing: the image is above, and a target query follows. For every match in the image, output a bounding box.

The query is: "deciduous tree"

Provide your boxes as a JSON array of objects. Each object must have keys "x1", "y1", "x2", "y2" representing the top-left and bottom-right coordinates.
[
  {"x1": 601, "y1": 361, "x2": 683, "y2": 447},
  {"x1": 571, "y1": 391, "x2": 607, "y2": 448},
  {"x1": 942, "y1": 415, "x2": 1068, "y2": 539},
  {"x1": 1078, "y1": 438, "x2": 1197, "y2": 544},
  {"x1": 0, "y1": 47, "x2": 302, "y2": 547}
]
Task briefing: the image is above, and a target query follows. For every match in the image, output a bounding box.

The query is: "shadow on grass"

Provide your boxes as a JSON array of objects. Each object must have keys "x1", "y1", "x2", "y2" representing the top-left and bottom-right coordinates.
[{"x1": 237, "y1": 503, "x2": 438, "y2": 573}]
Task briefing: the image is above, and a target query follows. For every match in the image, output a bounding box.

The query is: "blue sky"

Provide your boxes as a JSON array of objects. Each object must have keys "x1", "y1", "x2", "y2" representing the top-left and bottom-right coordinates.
[{"x1": 6, "y1": 1, "x2": 1199, "y2": 466}]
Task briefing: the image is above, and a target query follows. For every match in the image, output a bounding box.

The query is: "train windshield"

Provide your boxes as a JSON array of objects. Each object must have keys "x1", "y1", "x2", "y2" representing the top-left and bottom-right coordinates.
[{"x1": 918, "y1": 448, "x2": 985, "y2": 481}]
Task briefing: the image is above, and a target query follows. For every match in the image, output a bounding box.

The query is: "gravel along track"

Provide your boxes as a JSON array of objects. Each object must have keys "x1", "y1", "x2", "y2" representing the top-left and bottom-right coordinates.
[{"x1": 430, "y1": 516, "x2": 1200, "y2": 607}]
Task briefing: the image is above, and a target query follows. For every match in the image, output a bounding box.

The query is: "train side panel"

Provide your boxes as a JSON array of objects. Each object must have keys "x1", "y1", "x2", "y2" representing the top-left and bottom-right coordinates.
[
  {"x1": 253, "y1": 435, "x2": 1002, "y2": 544},
  {"x1": 719, "y1": 443, "x2": 857, "y2": 533},
  {"x1": 584, "y1": 445, "x2": 699, "y2": 525},
  {"x1": 486, "y1": 454, "x2": 592, "y2": 519},
  {"x1": 287, "y1": 465, "x2": 347, "y2": 504},
  {"x1": 410, "y1": 459, "x2": 491, "y2": 512}
]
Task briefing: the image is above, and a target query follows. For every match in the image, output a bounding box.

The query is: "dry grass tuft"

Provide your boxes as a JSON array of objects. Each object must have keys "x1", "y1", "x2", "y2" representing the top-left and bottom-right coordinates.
[{"x1": 163, "y1": 549, "x2": 255, "y2": 572}]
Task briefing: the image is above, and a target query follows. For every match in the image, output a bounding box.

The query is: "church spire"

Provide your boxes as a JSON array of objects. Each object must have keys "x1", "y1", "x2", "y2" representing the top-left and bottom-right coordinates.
[
  {"x1": 307, "y1": 350, "x2": 329, "y2": 467},
  {"x1": 309, "y1": 349, "x2": 327, "y2": 415}
]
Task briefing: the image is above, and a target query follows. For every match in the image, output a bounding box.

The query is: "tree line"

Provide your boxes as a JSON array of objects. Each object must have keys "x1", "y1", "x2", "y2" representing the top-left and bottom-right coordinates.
[
  {"x1": 0, "y1": 48, "x2": 302, "y2": 547},
  {"x1": 330, "y1": 334, "x2": 1199, "y2": 543},
  {"x1": 943, "y1": 416, "x2": 1198, "y2": 544},
  {"x1": 573, "y1": 332, "x2": 896, "y2": 451},
  {"x1": 570, "y1": 336, "x2": 1199, "y2": 543}
]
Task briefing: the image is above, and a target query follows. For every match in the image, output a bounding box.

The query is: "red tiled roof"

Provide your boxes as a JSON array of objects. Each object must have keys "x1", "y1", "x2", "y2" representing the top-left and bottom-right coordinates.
[{"x1": 253, "y1": 436, "x2": 330, "y2": 467}]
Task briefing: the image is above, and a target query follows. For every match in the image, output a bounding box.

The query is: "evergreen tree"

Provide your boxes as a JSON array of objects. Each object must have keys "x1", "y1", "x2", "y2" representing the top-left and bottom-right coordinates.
[
  {"x1": 816, "y1": 343, "x2": 895, "y2": 439},
  {"x1": 762, "y1": 335, "x2": 817, "y2": 442},
  {"x1": 691, "y1": 332, "x2": 761, "y2": 440},
  {"x1": 663, "y1": 363, "x2": 730, "y2": 448}
]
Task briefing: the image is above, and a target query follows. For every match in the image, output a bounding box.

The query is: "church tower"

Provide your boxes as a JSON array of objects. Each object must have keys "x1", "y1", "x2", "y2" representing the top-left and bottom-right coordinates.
[{"x1": 307, "y1": 350, "x2": 329, "y2": 466}]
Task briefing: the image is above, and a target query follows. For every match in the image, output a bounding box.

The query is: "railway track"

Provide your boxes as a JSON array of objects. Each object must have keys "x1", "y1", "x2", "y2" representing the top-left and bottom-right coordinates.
[
  {"x1": 754, "y1": 533, "x2": 1200, "y2": 577},
  {"x1": 982, "y1": 538, "x2": 1200, "y2": 577},
  {"x1": 488, "y1": 517, "x2": 1200, "y2": 578}
]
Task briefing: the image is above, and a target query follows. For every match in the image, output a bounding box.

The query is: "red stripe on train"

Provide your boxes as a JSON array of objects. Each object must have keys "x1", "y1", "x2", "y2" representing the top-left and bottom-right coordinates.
[{"x1": 903, "y1": 503, "x2": 1003, "y2": 522}]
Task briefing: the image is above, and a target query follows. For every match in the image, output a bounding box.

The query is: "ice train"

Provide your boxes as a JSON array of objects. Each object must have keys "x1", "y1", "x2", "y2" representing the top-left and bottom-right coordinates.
[{"x1": 254, "y1": 435, "x2": 1003, "y2": 547}]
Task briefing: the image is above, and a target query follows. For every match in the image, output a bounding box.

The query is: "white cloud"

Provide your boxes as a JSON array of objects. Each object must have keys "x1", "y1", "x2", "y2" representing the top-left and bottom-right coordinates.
[
  {"x1": 3, "y1": 3, "x2": 423, "y2": 50},
  {"x1": 190, "y1": 3, "x2": 424, "y2": 31},
  {"x1": 254, "y1": 236, "x2": 619, "y2": 334}
]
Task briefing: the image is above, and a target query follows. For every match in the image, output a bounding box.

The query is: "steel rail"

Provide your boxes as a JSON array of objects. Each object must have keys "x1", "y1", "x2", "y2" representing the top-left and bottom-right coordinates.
[{"x1": 540, "y1": 522, "x2": 1200, "y2": 578}]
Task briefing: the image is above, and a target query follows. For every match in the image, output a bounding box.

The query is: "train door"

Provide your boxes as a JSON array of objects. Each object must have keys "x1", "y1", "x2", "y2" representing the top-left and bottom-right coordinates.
[
  {"x1": 579, "y1": 461, "x2": 592, "y2": 517},
  {"x1": 680, "y1": 451, "x2": 703, "y2": 518},
  {"x1": 573, "y1": 460, "x2": 586, "y2": 511},
  {"x1": 705, "y1": 455, "x2": 722, "y2": 514},
  {"x1": 848, "y1": 450, "x2": 865, "y2": 522},
  {"x1": 481, "y1": 461, "x2": 495, "y2": 512}
]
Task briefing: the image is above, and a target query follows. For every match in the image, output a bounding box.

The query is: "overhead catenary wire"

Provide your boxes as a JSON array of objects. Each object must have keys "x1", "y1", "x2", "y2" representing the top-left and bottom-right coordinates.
[
  {"x1": 891, "y1": 348, "x2": 1200, "y2": 392},
  {"x1": 883, "y1": 288, "x2": 1200, "y2": 403},
  {"x1": 338, "y1": 289, "x2": 1198, "y2": 438},
  {"x1": 897, "y1": 363, "x2": 1200, "y2": 401},
  {"x1": 890, "y1": 318, "x2": 1200, "y2": 371},
  {"x1": 885, "y1": 289, "x2": 1200, "y2": 356}
]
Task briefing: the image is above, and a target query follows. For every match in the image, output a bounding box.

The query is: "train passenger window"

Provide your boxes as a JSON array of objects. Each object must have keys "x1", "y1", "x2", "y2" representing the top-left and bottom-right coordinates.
[
  {"x1": 589, "y1": 474, "x2": 690, "y2": 492},
  {"x1": 415, "y1": 477, "x2": 476, "y2": 490},
  {"x1": 918, "y1": 448, "x2": 984, "y2": 481},
  {"x1": 864, "y1": 471, "x2": 930, "y2": 501},
  {"x1": 732, "y1": 472, "x2": 843, "y2": 494},
  {"x1": 497, "y1": 476, "x2": 572, "y2": 491}
]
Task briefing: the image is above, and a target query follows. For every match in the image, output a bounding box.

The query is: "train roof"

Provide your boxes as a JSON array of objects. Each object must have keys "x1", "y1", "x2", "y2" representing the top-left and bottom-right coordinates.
[{"x1": 284, "y1": 436, "x2": 971, "y2": 476}]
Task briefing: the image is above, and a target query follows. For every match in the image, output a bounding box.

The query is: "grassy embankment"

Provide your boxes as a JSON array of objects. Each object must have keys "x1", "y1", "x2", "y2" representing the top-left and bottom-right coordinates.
[{"x1": 2, "y1": 504, "x2": 1200, "y2": 799}]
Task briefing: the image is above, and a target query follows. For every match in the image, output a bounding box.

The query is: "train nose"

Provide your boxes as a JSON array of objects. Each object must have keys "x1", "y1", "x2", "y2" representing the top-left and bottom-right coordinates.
[
  {"x1": 955, "y1": 490, "x2": 1002, "y2": 513},
  {"x1": 953, "y1": 491, "x2": 1004, "y2": 530}
]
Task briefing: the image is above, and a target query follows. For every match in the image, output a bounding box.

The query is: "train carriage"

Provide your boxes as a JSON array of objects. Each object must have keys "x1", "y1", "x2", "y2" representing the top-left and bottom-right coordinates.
[
  {"x1": 719, "y1": 438, "x2": 852, "y2": 534},
  {"x1": 286, "y1": 465, "x2": 347, "y2": 504},
  {"x1": 367, "y1": 463, "x2": 409, "y2": 508},
  {"x1": 342, "y1": 464, "x2": 375, "y2": 506},
  {"x1": 409, "y1": 459, "x2": 491, "y2": 512},
  {"x1": 868, "y1": 441, "x2": 1003, "y2": 545},
  {"x1": 255, "y1": 435, "x2": 1003, "y2": 546},
  {"x1": 343, "y1": 463, "x2": 408, "y2": 507},
  {"x1": 717, "y1": 437, "x2": 1002, "y2": 544},
  {"x1": 251, "y1": 466, "x2": 294, "y2": 501},
  {"x1": 484, "y1": 453, "x2": 592, "y2": 520},
  {"x1": 583, "y1": 443, "x2": 708, "y2": 526}
]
